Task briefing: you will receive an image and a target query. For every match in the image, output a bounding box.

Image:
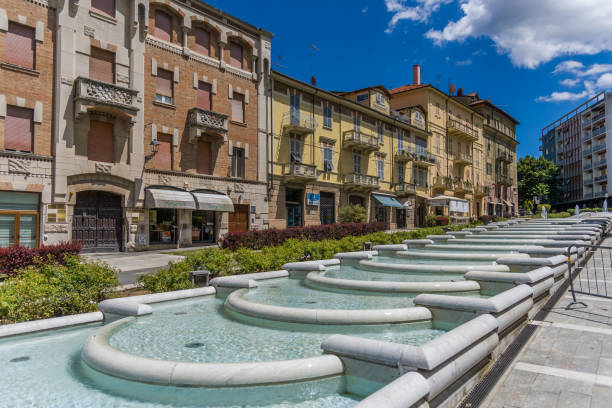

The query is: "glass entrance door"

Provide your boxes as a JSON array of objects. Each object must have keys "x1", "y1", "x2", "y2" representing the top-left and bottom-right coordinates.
[
  {"x1": 18, "y1": 214, "x2": 37, "y2": 248},
  {"x1": 0, "y1": 214, "x2": 15, "y2": 247},
  {"x1": 286, "y1": 204, "x2": 302, "y2": 227},
  {"x1": 192, "y1": 211, "x2": 215, "y2": 243}
]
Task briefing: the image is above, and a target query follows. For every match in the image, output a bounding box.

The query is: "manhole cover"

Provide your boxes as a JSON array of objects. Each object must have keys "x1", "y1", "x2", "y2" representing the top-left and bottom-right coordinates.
[
  {"x1": 185, "y1": 342, "x2": 205, "y2": 349},
  {"x1": 10, "y1": 356, "x2": 30, "y2": 363}
]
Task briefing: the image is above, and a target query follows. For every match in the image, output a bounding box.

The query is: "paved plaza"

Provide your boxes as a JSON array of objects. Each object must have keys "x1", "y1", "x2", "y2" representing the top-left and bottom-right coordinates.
[
  {"x1": 84, "y1": 251, "x2": 185, "y2": 285},
  {"x1": 483, "y1": 238, "x2": 612, "y2": 408}
]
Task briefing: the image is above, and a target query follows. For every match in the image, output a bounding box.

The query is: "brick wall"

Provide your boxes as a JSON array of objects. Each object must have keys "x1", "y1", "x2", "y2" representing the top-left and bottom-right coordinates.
[{"x1": 0, "y1": 0, "x2": 54, "y2": 157}]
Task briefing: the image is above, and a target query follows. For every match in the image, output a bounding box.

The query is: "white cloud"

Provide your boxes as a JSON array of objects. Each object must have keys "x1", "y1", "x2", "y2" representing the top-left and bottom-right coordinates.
[
  {"x1": 386, "y1": 0, "x2": 612, "y2": 68},
  {"x1": 536, "y1": 91, "x2": 590, "y2": 103},
  {"x1": 559, "y1": 78, "x2": 580, "y2": 87},
  {"x1": 456, "y1": 59, "x2": 472, "y2": 66},
  {"x1": 552, "y1": 60, "x2": 584, "y2": 75},
  {"x1": 471, "y1": 49, "x2": 486, "y2": 56},
  {"x1": 597, "y1": 73, "x2": 612, "y2": 89},
  {"x1": 362, "y1": 6, "x2": 369, "y2": 13}
]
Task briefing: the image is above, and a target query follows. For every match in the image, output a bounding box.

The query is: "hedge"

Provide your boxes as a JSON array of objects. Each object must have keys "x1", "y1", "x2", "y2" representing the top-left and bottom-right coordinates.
[
  {"x1": 0, "y1": 242, "x2": 83, "y2": 278},
  {"x1": 219, "y1": 222, "x2": 386, "y2": 251},
  {"x1": 0, "y1": 256, "x2": 118, "y2": 324},
  {"x1": 141, "y1": 221, "x2": 484, "y2": 293}
]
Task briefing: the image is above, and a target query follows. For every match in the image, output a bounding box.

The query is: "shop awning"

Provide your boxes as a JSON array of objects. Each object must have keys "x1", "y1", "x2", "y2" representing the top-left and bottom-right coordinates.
[
  {"x1": 428, "y1": 195, "x2": 469, "y2": 213},
  {"x1": 504, "y1": 200, "x2": 513, "y2": 207},
  {"x1": 192, "y1": 192, "x2": 234, "y2": 212},
  {"x1": 373, "y1": 194, "x2": 403, "y2": 208},
  {"x1": 400, "y1": 198, "x2": 413, "y2": 208},
  {"x1": 145, "y1": 189, "x2": 196, "y2": 210}
]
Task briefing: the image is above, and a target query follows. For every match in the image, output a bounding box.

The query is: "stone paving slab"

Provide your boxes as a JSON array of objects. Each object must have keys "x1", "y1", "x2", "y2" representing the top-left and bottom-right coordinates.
[{"x1": 482, "y1": 240, "x2": 612, "y2": 408}]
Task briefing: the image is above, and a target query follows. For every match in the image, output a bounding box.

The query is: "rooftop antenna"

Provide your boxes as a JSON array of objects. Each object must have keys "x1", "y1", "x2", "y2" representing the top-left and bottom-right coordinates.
[
  {"x1": 310, "y1": 44, "x2": 319, "y2": 81},
  {"x1": 272, "y1": 54, "x2": 287, "y2": 69},
  {"x1": 435, "y1": 74, "x2": 441, "y2": 89}
]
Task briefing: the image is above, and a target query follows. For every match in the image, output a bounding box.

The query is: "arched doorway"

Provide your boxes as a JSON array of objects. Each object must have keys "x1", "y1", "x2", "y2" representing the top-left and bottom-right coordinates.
[{"x1": 72, "y1": 191, "x2": 123, "y2": 252}]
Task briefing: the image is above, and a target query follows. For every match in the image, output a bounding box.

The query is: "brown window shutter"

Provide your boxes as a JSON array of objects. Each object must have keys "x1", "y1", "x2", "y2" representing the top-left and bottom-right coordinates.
[
  {"x1": 197, "y1": 81, "x2": 212, "y2": 110},
  {"x1": 89, "y1": 47, "x2": 115, "y2": 83},
  {"x1": 194, "y1": 27, "x2": 210, "y2": 56},
  {"x1": 91, "y1": 0, "x2": 115, "y2": 17},
  {"x1": 87, "y1": 120, "x2": 114, "y2": 163},
  {"x1": 156, "y1": 69, "x2": 173, "y2": 97},
  {"x1": 154, "y1": 10, "x2": 172, "y2": 42},
  {"x1": 6, "y1": 22, "x2": 35, "y2": 70},
  {"x1": 4, "y1": 106, "x2": 33, "y2": 152},
  {"x1": 196, "y1": 141, "x2": 211, "y2": 174},
  {"x1": 232, "y1": 93, "x2": 244, "y2": 123},
  {"x1": 229, "y1": 42, "x2": 243, "y2": 69},
  {"x1": 155, "y1": 133, "x2": 173, "y2": 171}
]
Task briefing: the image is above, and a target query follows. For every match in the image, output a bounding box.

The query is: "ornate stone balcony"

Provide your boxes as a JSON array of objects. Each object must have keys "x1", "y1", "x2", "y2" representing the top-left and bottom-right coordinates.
[
  {"x1": 433, "y1": 176, "x2": 454, "y2": 190},
  {"x1": 282, "y1": 112, "x2": 317, "y2": 135},
  {"x1": 498, "y1": 176, "x2": 513, "y2": 186},
  {"x1": 187, "y1": 108, "x2": 228, "y2": 143},
  {"x1": 343, "y1": 173, "x2": 379, "y2": 190},
  {"x1": 454, "y1": 179, "x2": 474, "y2": 194},
  {"x1": 282, "y1": 162, "x2": 317, "y2": 183},
  {"x1": 342, "y1": 130, "x2": 380, "y2": 152},
  {"x1": 447, "y1": 118, "x2": 477, "y2": 142},
  {"x1": 395, "y1": 182, "x2": 416, "y2": 196},
  {"x1": 496, "y1": 151, "x2": 513, "y2": 163},
  {"x1": 451, "y1": 152, "x2": 473, "y2": 166},
  {"x1": 474, "y1": 185, "x2": 491, "y2": 197},
  {"x1": 74, "y1": 77, "x2": 138, "y2": 118}
]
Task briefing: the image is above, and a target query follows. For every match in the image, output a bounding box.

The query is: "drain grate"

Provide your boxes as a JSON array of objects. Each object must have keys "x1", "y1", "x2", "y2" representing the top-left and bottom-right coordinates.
[
  {"x1": 10, "y1": 356, "x2": 30, "y2": 362},
  {"x1": 304, "y1": 301, "x2": 317, "y2": 304},
  {"x1": 184, "y1": 342, "x2": 205, "y2": 349},
  {"x1": 174, "y1": 312, "x2": 187, "y2": 315}
]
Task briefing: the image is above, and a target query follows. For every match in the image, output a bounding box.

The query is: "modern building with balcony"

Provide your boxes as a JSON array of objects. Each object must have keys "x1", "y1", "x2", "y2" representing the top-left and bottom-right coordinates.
[
  {"x1": 541, "y1": 91, "x2": 611, "y2": 209},
  {"x1": 269, "y1": 72, "x2": 432, "y2": 229}
]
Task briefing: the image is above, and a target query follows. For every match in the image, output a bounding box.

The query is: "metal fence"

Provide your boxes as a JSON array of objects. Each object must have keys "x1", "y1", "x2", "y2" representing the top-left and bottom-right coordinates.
[{"x1": 567, "y1": 243, "x2": 612, "y2": 307}]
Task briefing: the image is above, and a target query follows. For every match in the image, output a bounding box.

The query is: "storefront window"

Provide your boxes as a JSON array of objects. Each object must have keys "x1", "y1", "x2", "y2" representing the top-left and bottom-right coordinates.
[
  {"x1": 149, "y1": 208, "x2": 177, "y2": 244},
  {"x1": 192, "y1": 211, "x2": 215, "y2": 243},
  {"x1": 375, "y1": 205, "x2": 386, "y2": 223}
]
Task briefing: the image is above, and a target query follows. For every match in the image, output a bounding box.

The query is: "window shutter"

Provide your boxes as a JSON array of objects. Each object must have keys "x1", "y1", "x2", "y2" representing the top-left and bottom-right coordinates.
[
  {"x1": 154, "y1": 10, "x2": 172, "y2": 42},
  {"x1": 6, "y1": 22, "x2": 35, "y2": 69},
  {"x1": 197, "y1": 81, "x2": 211, "y2": 110},
  {"x1": 196, "y1": 141, "x2": 211, "y2": 174},
  {"x1": 91, "y1": 0, "x2": 115, "y2": 17},
  {"x1": 156, "y1": 69, "x2": 173, "y2": 97},
  {"x1": 5, "y1": 106, "x2": 33, "y2": 152},
  {"x1": 89, "y1": 47, "x2": 115, "y2": 83},
  {"x1": 155, "y1": 133, "x2": 173, "y2": 170},
  {"x1": 232, "y1": 93, "x2": 244, "y2": 123},
  {"x1": 194, "y1": 27, "x2": 210, "y2": 56},
  {"x1": 87, "y1": 120, "x2": 114, "y2": 163},
  {"x1": 229, "y1": 42, "x2": 243, "y2": 69}
]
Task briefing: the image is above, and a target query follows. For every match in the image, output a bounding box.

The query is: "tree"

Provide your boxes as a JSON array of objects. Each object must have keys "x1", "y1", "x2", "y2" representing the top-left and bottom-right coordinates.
[
  {"x1": 338, "y1": 204, "x2": 366, "y2": 223},
  {"x1": 517, "y1": 156, "x2": 562, "y2": 208}
]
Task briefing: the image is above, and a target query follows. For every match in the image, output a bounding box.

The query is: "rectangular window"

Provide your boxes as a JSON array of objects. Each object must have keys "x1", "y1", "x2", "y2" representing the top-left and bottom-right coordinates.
[
  {"x1": 377, "y1": 125, "x2": 384, "y2": 144},
  {"x1": 232, "y1": 93, "x2": 245, "y2": 123},
  {"x1": 89, "y1": 47, "x2": 115, "y2": 83},
  {"x1": 155, "y1": 133, "x2": 173, "y2": 171},
  {"x1": 353, "y1": 153, "x2": 361, "y2": 174},
  {"x1": 323, "y1": 146, "x2": 333, "y2": 171},
  {"x1": 413, "y1": 168, "x2": 427, "y2": 187},
  {"x1": 290, "y1": 93, "x2": 300, "y2": 124},
  {"x1": 398, "y1": 130, "x2": 403, "y2": 151},
  {"x1": 6, "y1": 22, "x2": 35, "y2": 70},
  {"x1": 377, "y1": 159, "x2": 385, "y2": 180},
  {"x1": 356, "y1": 93, "x2": 369, "y2": 103},
  {"x1": 4, "y1": 106, "x2": 33, "y2": 152},
  {"x1": 398, "y1": 164, "x2": 405, "y2": 182},
  {"x1": 91, "y1": 0, "x2": 115, "y2": 17},
  {"x1": 353, "y1": 113, "x2": 360, "y2": 131},
  {"x1": 154, "y1": 10, "x2": 172, "y2": 42},
  {"x1": 229, "y1": 42, "x2": 243, "y2": 69},
  {"x1": 415, "y1": 137, "x2": 427, "y2": 155},
  {"x1": 194, "y1": 27, "x2": 210, "y2": 56},
  {"x1": 197, "y1": 81, "x2": 212, "y2": 110},
  {"x1": 87, "y1": 120, "x2": 114, "y2": 163},
  {"x1": 486, "y1": 163, "x2": 492, "y2": 175},
  {"x1": 232, "y1": 147, "x2": 245, "y2": 178},
  {"x1": 155, "y1": 69, "x2": 173, "y2": 105},
  {"x1": 323, "y1": 104, "x2": 332, "y2": 128},
  {"x1": 196, "y1": 141, "x2": 211, "y2": 174},
  {"x1": 375, "y1": 92, "x2": 385, "y2": 105},
  {"x1": 289, "y1": 137, "x2": 301, "y2": 163}
]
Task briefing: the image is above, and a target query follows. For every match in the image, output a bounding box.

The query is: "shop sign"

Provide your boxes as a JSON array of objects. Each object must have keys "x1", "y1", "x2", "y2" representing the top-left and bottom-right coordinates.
[{"x1": 307, "y1": 193, "x2": 320, "y2": 206}]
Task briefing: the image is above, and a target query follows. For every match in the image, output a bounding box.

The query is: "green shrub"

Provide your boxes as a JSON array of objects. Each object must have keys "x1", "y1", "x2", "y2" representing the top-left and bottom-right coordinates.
[
  {"x1": 0, "y1": 257, "x2": 118, "y2": 325},
  {"x1": 184, "y1": 248, "x2": 233, "y2": 277},
  {"x1": 537, "y1": 204, "x2": 551, "y2": 213},
  {"x1": 338, "y1": 204, "x2": 367, "y2": 223},
  {"x1": 568, "y1": 208, "x2": 575, "y2": 215},
  {"x1": 138, "y1": 261, "x2": 194, "y2": 293}
]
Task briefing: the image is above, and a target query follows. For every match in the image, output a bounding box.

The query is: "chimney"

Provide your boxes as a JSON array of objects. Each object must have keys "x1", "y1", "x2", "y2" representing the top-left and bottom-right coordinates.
[
  {"x1": 413, "y1": 65, "x2": 421, "y2": 85},
  {"x1": 457, "y1": 87, "x2": 463, "y2": 96},
  {"x1": 449, "y1": 83, "x2": 456, "y2": 95}
]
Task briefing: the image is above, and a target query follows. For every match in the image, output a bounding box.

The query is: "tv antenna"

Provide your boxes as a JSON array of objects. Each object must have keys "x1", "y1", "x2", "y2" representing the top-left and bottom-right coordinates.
[
  {"x1": 310, "y1": 45, "x2": 319, "y2": 80},
  {"x1": 436, "y1": 74, "x2": 441, "y2": 89},
  {"x1": 272, "y1": 54, "x2": 288, "y2": 69}
]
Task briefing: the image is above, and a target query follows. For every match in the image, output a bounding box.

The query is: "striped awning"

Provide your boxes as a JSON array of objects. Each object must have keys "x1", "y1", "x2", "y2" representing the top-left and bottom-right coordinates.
[
  {"x1": 192, "y1": 192, "x2": 234, "y2": 212},
  {"x1": 145, "y1": 188, "x2": 196, "y2": 210}
]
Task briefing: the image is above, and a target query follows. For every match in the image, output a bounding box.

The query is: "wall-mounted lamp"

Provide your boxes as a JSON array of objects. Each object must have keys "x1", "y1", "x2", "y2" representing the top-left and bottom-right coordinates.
[{"x1": 145, "y1": 140, "x2": 160, "y2": 162}]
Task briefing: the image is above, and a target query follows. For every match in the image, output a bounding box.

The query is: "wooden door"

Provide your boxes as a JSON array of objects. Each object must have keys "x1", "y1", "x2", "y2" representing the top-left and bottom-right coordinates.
[{"x1": 228, "y1": 204, "x2": 248, "y2": 232}]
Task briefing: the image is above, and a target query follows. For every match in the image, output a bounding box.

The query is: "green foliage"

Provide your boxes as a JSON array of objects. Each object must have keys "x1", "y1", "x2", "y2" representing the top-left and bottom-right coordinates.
[
  {"x1": 425, "y1": 215, "x2": 438, "y2": 227},
  {"x1": 0, "y1": 256, "x2": 118, "y2": 325},
  {"x1": 138, "y1": 261, "x2": 194, "y2": 293},
  {"x1": 338, "y1": 204, "x2": 367, "y2": 223},
  {"x1": 517, "y1": 156, "x2": 562, "y2": 207},
  {"x1": 537, "y1": 203, "x2": 552, "y2": 212},
  {"x1": 523, "y1": 200, "x2": 534, "y2": 214},
  {"x1": 568, "y1": 208, "x2": 575, "y2": 215}
]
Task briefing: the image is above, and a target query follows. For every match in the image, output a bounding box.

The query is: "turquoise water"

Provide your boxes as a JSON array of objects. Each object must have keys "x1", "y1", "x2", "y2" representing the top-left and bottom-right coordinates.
[
  {"x1": 240, "y1": 278, "x2": 416, "y2": 309},
  {"x1": 0, "y1": 323, "x2": 361, "y2": 407},
  {"x1": 321, "y1": 265, "x2": 466, "y2": 282},
  {"x1": 374, "y1": 254, "x2": 497, "y2": 265},
  {"x1": 109, "y1": 296, "x2": 444, "y2": 363}
]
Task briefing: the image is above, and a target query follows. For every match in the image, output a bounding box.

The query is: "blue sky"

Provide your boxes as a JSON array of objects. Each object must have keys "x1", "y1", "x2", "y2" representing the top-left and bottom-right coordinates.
[{"x1": 206, "y1": 0, "x2": 612, "y2": 158}]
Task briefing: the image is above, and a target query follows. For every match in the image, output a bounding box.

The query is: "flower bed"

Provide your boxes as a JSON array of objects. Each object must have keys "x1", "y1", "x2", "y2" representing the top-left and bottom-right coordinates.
[{"x1": 0, "y1": 242, "x2": 83, "y2": 278}]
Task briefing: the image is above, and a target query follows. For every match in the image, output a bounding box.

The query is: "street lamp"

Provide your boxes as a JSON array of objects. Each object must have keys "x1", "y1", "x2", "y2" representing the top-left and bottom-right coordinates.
[{"x1": 145, "y1": 139, "x2": 160, "y2": 161}]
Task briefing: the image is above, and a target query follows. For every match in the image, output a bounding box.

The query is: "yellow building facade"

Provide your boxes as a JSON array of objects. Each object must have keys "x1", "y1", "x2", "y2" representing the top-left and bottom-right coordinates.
[{"x1": 268, "y1": 71, "x2": 432, "y2": 229}]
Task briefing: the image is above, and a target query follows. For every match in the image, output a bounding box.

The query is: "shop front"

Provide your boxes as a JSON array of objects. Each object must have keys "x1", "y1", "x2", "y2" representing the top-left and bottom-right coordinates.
[
  {"x1": 372, "y1": 194, "x2": 403, "y2": 227},
  {"x1": 429, "y1": 195, "x2": 470, "y2": 224},
  {"x1": 191, "y1": 190, "x2": 234, "y2": 244},
  {"x1": 145, "y1": 187, "x2": 196, "y2": 247},
  {"x1": 0, "y1": 191, "x2": 39, "y2": 248}
]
